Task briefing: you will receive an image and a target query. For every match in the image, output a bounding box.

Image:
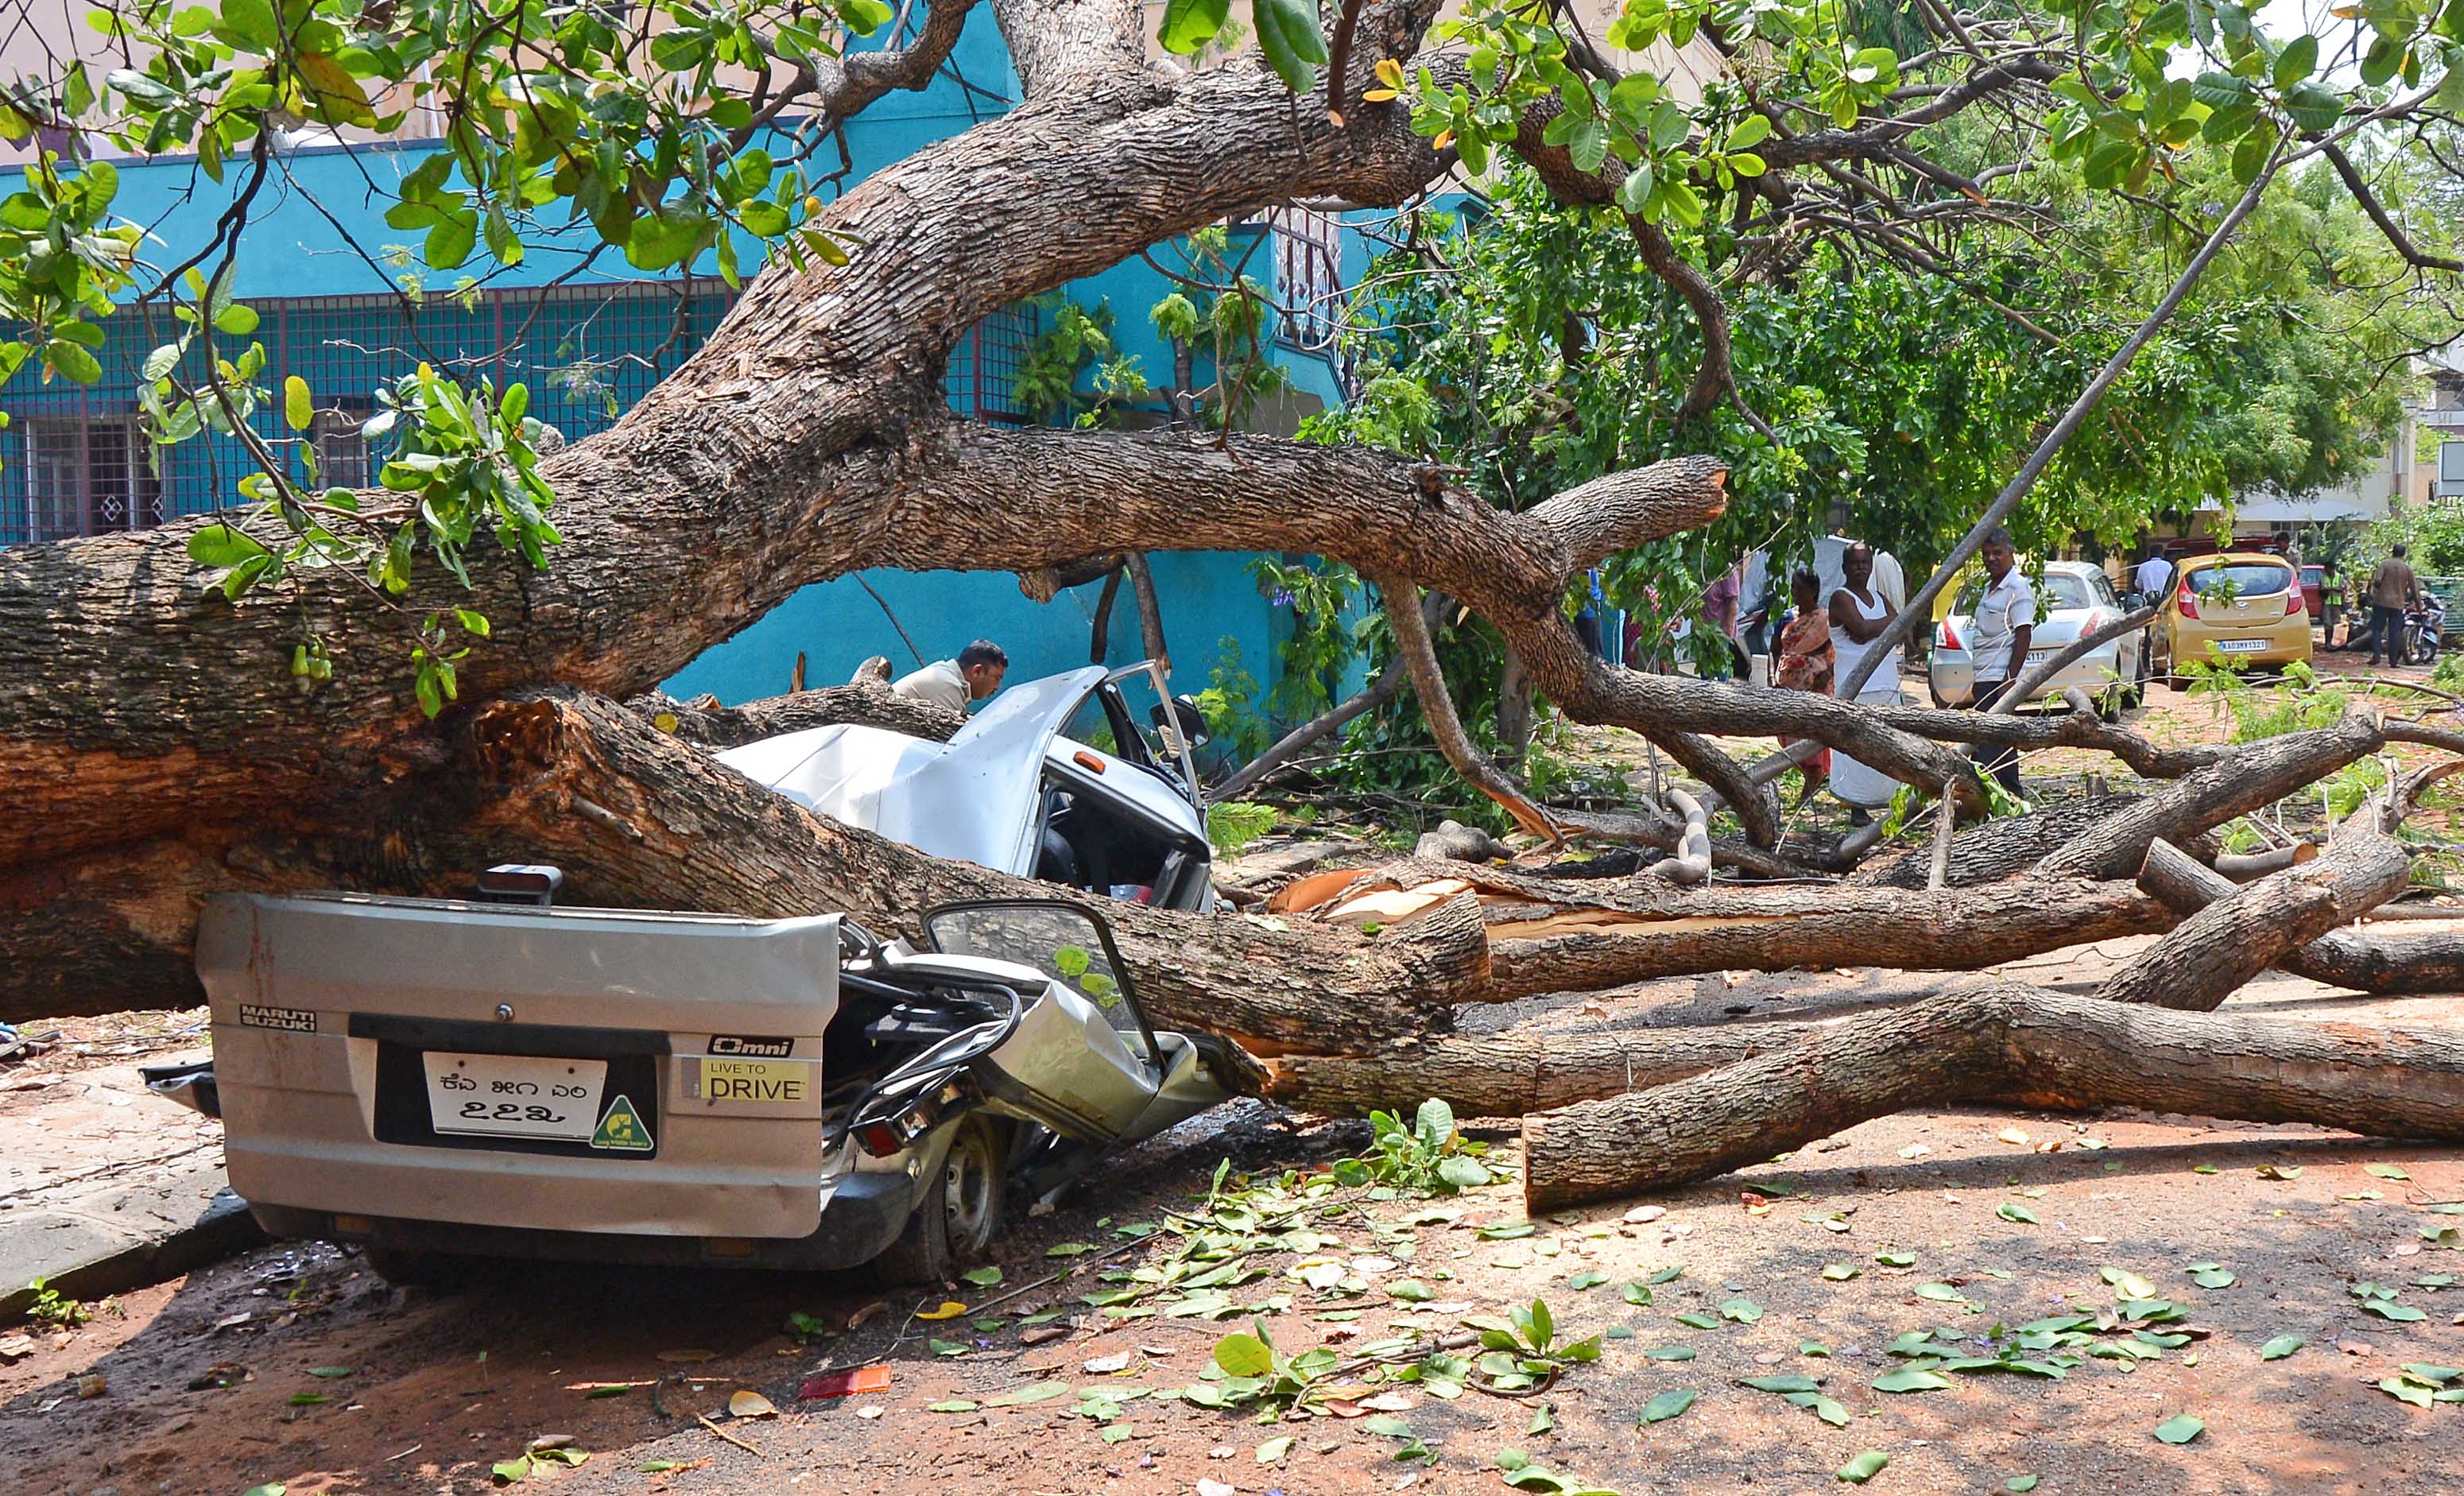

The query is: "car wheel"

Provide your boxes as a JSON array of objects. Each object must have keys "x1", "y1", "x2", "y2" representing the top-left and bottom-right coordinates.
[{"x1": 875, "y1": 1115, "x2": 1006, "y2": 1285}]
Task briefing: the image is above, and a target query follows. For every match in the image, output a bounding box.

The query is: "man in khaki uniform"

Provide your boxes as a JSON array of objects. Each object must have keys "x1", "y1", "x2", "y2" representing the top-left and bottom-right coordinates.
[{"x1": 893, "y1": 639, "x2": 1009, "y2": 712}]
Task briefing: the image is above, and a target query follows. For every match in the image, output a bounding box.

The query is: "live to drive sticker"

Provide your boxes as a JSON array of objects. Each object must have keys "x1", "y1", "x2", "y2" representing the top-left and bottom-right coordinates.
[{"x1": 690, "y1": 1056, "x2": 814, "y2": 1104}]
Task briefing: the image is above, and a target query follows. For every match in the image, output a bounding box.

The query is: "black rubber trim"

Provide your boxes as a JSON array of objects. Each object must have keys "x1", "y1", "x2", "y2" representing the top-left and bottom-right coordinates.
[{"x1": 347, "y1": 1013, "x2": 672, "y2": 1058}]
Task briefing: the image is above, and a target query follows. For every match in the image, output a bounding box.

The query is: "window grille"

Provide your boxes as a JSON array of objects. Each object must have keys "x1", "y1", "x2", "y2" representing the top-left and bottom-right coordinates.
[
  {"x1": 2, "y1": 279, "x2": 1034, "y2": 543},
  {"x1": 1266, "y1": 206, "x2": 1345, "y2": 354}
]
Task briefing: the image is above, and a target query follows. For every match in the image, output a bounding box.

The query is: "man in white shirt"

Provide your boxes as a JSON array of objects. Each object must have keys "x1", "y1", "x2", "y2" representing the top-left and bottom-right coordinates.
[
  {"x1": 2132, "y1": 544, "x2": 2173, "y2": 600},
  {"x1": 893, "y1": 639, "x2": 1009, "y2": 713},
  {"x1": 1964, "y1": 528, "x2": 2036, "y2": 797}
]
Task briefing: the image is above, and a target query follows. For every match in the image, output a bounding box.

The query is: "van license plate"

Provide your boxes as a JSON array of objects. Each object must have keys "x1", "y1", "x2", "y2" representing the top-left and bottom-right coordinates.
[
  {"x1": 424, "y1": 1052, "x2": 608, "y2": 1142},
  {"x1": 2214, "y1": 638, "x2": 2268, "y2": 653}
]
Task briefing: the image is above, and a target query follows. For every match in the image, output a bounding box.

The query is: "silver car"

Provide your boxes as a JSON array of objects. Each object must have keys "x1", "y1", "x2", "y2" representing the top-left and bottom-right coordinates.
[
  {"x1": 165, "y1": 890, "x2": 1231, "y2": 1284},
  {"x1": 1928, "y1": 560, "x2": 2150, "y2": 719}
]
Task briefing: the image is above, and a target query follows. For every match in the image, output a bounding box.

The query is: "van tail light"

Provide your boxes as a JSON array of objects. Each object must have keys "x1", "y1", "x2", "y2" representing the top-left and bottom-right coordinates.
[
  {"x1": 2177, "y1": 582, "x2": 2199, "y2": 621},
  {"x1": 1939, "y1": 618, "x2": 1963, "y2": 652},
  {"x1": 2286, "y1": 588, "x2": 2304, "y2": 616}
]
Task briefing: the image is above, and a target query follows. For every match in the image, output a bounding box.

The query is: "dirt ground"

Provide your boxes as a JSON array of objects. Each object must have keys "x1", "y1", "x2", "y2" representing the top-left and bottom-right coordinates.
[{"x1": 8, "y1": 661, "x2": 2464, "y2": 1496}]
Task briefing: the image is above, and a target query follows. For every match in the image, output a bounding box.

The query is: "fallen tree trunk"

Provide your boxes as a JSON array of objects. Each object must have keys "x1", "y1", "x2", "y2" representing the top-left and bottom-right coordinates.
[
  {"x1": 2139, "y1": 838, "x2": 2464, "y2": 996},
  {"x1": 627, "y1": 684, "x2": 963, "y2": 748},
  {"x1": 1266, "y1": 855, "x2": 2174, "y2": 998},
  {"x1": 2093, "y1": 832, "x2": 2410, "y2": 1009},
  {"x1": 1482, "y1": 878, "x2": 2169, "y2": 998},
  {"x1": 1853, "y1": 796, "x2": 2159, "y2": 889},
  {"x1": 1522, "y1": 979, "x2": 2464, "y2": 1208},
  {"x1": 2036, "y1": 716, "x2": 2386, "y2": 880},
  {"x1": 2, "y1": 689, "x2": 1486, "y2": 1048}
]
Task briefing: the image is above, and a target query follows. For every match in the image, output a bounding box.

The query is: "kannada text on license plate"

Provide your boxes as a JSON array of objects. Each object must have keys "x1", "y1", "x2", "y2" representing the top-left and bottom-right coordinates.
[
  {"x1": 424, "y1": 1051, "x2": 608, "y2": 1142},
  {"x1": 2214, "y1": 638, "x2": 2269, "y2": 653}
]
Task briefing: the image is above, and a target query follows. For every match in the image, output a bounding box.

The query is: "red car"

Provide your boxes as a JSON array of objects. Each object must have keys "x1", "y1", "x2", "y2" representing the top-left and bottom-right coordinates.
[{"x1": 2300, "y1": 564, "x2": 2326, "y2": 622}]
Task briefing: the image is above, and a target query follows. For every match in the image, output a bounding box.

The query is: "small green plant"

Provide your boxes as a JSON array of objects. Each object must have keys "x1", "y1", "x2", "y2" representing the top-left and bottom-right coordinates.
[
  {"x1": 1331, "y1": 1098, "x2": 1503, "y2": 1195},
  {"x1": 1466, "y1": 1296, "x2": 1603, "y2": 1390},
  {"x1": 2192, "y1": 572, "x2": 2243, "y2": 609},
  {"x1": 1192, "y1": 636, "x2": 1273, "y2": 763},
  {"x1": 23, "y1": 1278, "x2": 91, "y2": 1329},
  {"x1": 1207, "y1": 800, "x2": 1277, "y2": 857}
]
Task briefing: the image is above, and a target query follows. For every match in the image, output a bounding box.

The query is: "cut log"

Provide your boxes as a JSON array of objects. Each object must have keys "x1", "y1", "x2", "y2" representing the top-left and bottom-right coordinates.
[
  {"x1": 2139, "y1": 838, "x2": 2464, "y2": 996},
  {"x1": 2093, "y1": 833, "x2": 2410, "y2": 1009},
  {"x1": 1522, "y1": 979, "x2": 2464, "y2": 1209},
  {"x1": 2036, "y1": 717, "x2": 2385, "y2": 880}
]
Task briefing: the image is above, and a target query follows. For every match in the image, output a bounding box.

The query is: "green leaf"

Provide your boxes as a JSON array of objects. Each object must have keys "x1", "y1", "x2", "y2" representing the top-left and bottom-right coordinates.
[
  {"x1": 2231, "y1": 130, "x2": 2271, "y2": 187},
  {"x1": 490, "y1": 1456, "x2": 531, "y2": 1484},
  {"x1": 1838, "y1": 1451, "x2": 1889, "y2": 1483},
  {"x1": 140, "y1": 341, "x2": 184, "y2": 382},
  {"x1": 1788, "y1": 1391, "x2": 1852, "y2": 1426},
  {"x1": 242, "y1": 1486, "x2": 288, "y2": 1496},
  {"x1": 306, "y1": 1366, "x2": 353, "y2": 1378},
  {"x1": 1250, "y1": 0, "x2": 1327, "y2": 93},
  {"x1": 1640, "y1": 1387, "x2": 1696, "y2": 1423},
  {"x1": 2259, "y1": 1335, "x2": 2303, "y2": 1361},
  {"x1": 285, "y1": 374, "x2": 312, "y2": 432},
  {"x1": 425, "y1": 211, "x2": 477, "y2": 269},
  {"x1": 1997, "y1": 1202, "x2": 2039, "y2": 1224},
  {"x1": 925, "y1": 1399, "x2": 978, "y2": 1412},
  {"x1": 1643, "y1": 1345, "x2": 1695, "y2": 1361},
  {"x1": 1718, "y1": 1296, "x2": 1764, "y2": 1324},
  {"x1": 1621, "y1": 1281, "x2": 1653, "y2": 1305},
  {"x1": 1415, "y1": 1096, "x2": 1455, "y2": 1149},
  {"x1": 1160, "y1": 0, "x2": 1231, "y2": 55},
  {"x1": 2283, "y1": 83, "x2": 2344, "y2": 134},
  {"x1": 220, "y1": 0, "x2": 280, "y2": 51},
  {"x1": 1914, "y1": 1283, "x2": 1968, "y2": 1304},
  {"x1": 1725, "y1": 114, "x2": 1772, "y2": 151},
  {"x1": 2006, "y1": 1478, "x2": 2040, "y2": 1493},
  {"x1": 2153, "y1": 1413, "x2": 2205, "y2": 1444},
  {"x1": 2366, "y1": 1163, "x2": 2412, "y2": 1180},
  {"x1": 2272, "y1": 34, "x2": 2319, "y2": 91},
  {"x1": 981, "y1": 1381, "x2": 1070, "y2": 1407},
  {"x1": 1738, "y1": 1375, "x2": 1820, "y2": 1393},
  {"x1": 1673, "y1": 1312, "x2": 1718, "y2": 1329},
  {"x1": 962, "y1": 1265, "x2": 1003, "y2": 1286},
  {"x1": 1874, "y1": 1252, "x2": 1916, "y2": 1268},
  {"x1": 1257, "y1": 1434, "x2": 1292, "y2": 1463},
  {"x1": 1214, "y1": 1332, "x2": 1275, "y2": 1378},
  {"x1": 1872, "y1": 1368, "x2": 1952, "y2": 1393},
  {"x1": 188, "y1": 525, "x2": 270, "y2": 569},
  {"x1": 1615, "y1": 164, "x2": 1654, "y2": 216},
  {"x1": 45, "y1": 340, "x2": 101, "y2": 384}
]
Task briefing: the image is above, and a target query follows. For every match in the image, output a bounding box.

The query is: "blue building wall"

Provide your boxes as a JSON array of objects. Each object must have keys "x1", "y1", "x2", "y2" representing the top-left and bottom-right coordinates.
[{"x1": 1, "y1": 17, "x2": 1362, "y2": 722}]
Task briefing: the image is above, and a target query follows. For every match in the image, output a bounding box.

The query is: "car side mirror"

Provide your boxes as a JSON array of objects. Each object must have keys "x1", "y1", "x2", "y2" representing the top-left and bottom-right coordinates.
[{"x1": 1152, "y1": 696, "x2": 1209, "y2": 751}]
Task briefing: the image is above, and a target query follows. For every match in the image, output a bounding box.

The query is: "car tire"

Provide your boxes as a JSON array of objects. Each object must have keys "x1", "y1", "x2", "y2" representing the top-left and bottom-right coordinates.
[{"x1": 874, "y1": 1114, "x2": 1007, "y2": 1286}]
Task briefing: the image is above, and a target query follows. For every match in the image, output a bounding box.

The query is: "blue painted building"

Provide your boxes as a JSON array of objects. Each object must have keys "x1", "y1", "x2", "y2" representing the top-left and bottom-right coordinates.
[{"x1": 0, "y1": 17, "x2": 1371, "y2": 723}]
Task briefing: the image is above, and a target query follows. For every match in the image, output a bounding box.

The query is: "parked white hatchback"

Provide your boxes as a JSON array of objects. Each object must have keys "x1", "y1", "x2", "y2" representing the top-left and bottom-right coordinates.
[{"x1": 1927, "y1": 560, "x2": 2149, "y2": 718}]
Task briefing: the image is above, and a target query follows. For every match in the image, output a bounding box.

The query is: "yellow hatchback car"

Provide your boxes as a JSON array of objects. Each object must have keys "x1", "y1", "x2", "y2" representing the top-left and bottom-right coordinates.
[{"x1": 2151, "y1": 552, "x2": 2312, "y2": 688}]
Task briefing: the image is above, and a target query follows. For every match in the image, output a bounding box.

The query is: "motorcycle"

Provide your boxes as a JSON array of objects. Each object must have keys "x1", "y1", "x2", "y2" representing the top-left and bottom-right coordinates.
[{"x1": 2405, "y1": 593, "x2": 2447, "y2": 666}]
